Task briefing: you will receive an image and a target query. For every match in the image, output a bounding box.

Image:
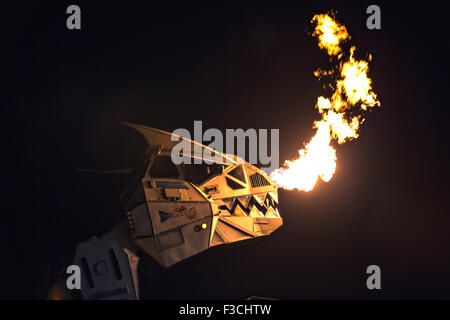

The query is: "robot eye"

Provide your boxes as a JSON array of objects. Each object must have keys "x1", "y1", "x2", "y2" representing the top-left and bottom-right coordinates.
[{"x1": 194, "y1": 223, "x2": 208, "y2": 232}]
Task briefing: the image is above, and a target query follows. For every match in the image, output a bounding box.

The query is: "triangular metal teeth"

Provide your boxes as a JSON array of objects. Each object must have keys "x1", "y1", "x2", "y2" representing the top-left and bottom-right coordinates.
[{"x1": 219, "y1": 193, "x2": 279, "y2": 217}]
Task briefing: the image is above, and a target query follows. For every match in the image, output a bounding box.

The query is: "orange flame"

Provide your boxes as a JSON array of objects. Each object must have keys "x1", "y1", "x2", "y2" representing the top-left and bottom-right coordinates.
[
  {"x1": 270, "y1": 13, "x2": 380, "y2": 192},
  {"x1": 311, "y1": 13, "x2": 349, "y2": 56}
]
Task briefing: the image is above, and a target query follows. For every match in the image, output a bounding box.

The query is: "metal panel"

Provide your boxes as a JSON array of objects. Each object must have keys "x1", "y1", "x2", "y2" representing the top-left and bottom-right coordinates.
[
  {"x1": 147, "y1": 201, "x2": 212, "y2": 234},
  {"x1": 215, "y1": 220, "x2": 253, "y2": 242},
  {"x1": 73, "y1": 238, "x2": 137, "y2": 300},
  {"x1": 128, "y1": 203, "x2": 153, "y2": 236},
  {"x1": 159, "y1": 216, "x2": 212, "y2": 267},
  {"x1": 157, "y1": 228, "x2": 184, "y2": 251},
  {"x1": 133, "y1": 236, "x2": 163, "y2": 266},
  {"x1": 156, "y1": 180, "x2": 189, "y2": 189}
]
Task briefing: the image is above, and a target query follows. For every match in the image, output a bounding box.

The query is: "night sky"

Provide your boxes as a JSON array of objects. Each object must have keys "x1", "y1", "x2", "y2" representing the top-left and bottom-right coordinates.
[{"x1": 3, "y1": 1, "x2": 450, "y2": 299}]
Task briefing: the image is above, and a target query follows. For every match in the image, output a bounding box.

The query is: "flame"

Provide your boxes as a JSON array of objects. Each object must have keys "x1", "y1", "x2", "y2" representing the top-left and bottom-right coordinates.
[
  {"x1": 270, "y1": 13, "x2": 380, "y2": 192},
  {"x1": 311, "y1": 13, "x2": 349, "y2": 56}
]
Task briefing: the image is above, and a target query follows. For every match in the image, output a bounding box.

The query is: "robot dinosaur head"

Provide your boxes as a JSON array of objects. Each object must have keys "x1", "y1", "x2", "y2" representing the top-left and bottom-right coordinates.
[{"x1": 123, "y1": 122, "x2": 283, "y2": 268}]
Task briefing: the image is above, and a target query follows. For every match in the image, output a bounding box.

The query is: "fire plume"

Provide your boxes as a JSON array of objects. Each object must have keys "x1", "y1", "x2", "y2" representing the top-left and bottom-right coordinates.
[
  {"x1": 311, "y1": 13, "x2": 349, "y2": 56},
  {"x1": 270, "y1": 13, "x2": 380, "y2": 192}
]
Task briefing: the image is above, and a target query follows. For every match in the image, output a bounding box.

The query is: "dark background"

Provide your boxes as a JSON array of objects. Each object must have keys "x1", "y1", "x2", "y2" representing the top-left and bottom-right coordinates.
[{"x1": 3, "y1": 1, "x2": 450, "y2": 299}]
